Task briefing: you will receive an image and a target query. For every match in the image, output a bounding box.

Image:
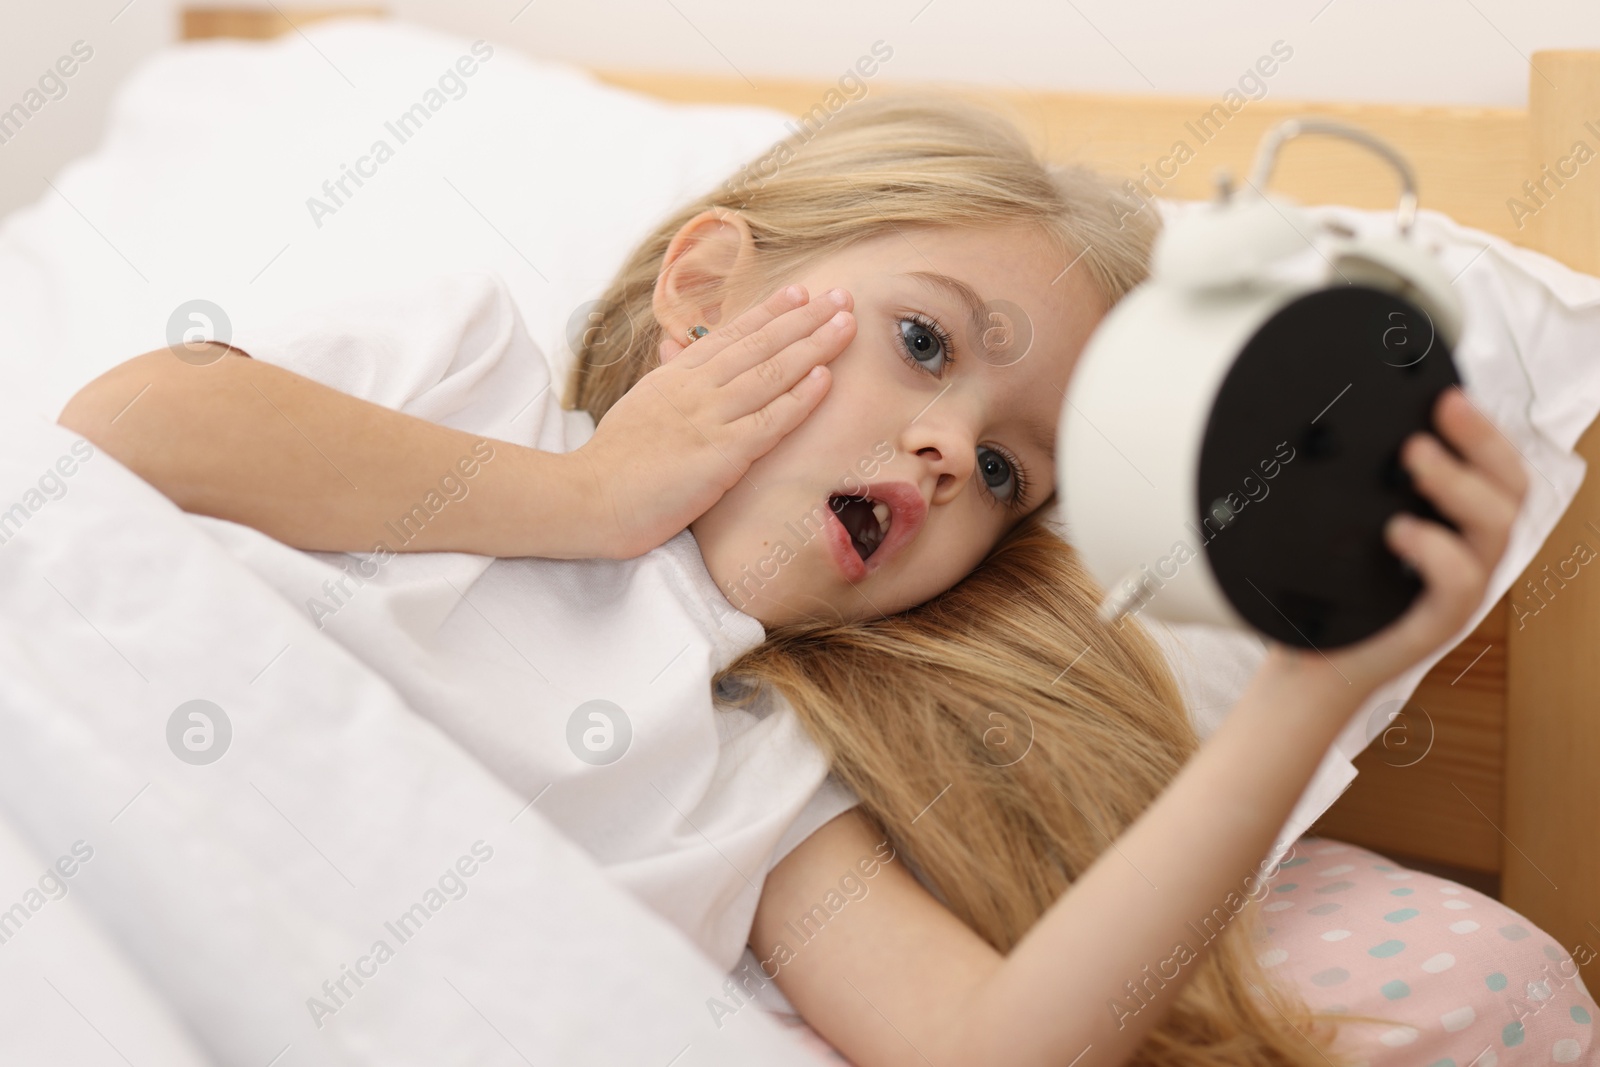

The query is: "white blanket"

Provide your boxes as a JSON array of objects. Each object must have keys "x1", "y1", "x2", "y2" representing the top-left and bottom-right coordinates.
[{"x1": 0, "y1": 412, "x2": 826, "y2": 1065}]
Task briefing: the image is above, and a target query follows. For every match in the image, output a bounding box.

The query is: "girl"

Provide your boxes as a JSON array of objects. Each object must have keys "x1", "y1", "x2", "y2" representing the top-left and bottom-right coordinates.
[{"x1": 61, "y1": 95, "x2": 1543, "y2": 1066}]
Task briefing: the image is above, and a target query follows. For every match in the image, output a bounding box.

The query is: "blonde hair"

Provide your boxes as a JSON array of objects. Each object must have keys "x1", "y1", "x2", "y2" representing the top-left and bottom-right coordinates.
[{"x1": 566, "y1": 94, "x2": 1396, "y2": 1065}]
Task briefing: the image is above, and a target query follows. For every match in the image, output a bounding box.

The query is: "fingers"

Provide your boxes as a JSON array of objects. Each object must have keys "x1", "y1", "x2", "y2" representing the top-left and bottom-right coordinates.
[
  {"x1": 707, "y1": 287, "x2": 855, "y2": 387},
  {"x1": 1398, "y1": 430, "x2": 1517, "y2": 565},
  {"x1": 1395, "y1": 386, "x2": 1528, "y2": 569},
  {"x1": 676, "y1": 284, "x2": 810, "y2": 367},
  {"x1": 649, "y1": 282, "x2": 854, "y2": 458},
  {"x1": 724, "y1": 305, "x2": 855, "y2": 417},
  {"x1": 730, "y1": 361, "x2": 834, "y2": 447},
  {"x1": 1432, "y1": 387, "x2": 1531, "y2": 504},
  {"x1": 1381, "y1": 510, "x2": 1485, "y2": 648},
  {"x1": 1376, "y1": 384, "x2": 1527, "y2": 664}
]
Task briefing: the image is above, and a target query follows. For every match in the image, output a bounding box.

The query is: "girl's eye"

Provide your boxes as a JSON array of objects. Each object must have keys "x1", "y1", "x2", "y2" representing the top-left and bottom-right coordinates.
[
  {"x1": 897, "y1": 315, "x2": 948, "y2": 375},
  {"x1": 977, "y1": 445, "x2": 1024, "y2": 507}
]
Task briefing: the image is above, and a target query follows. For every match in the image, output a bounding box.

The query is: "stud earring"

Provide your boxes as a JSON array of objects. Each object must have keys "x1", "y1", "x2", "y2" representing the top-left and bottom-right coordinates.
[{"x1": 686, "y1": 324, "x2": 710, "y2": 342}]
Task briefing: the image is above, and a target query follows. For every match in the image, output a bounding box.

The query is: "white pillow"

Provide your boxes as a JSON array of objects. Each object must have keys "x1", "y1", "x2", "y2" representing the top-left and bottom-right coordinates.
[
  {"x1": 0, "y1": 17, "x2": 793, "y2": 420},
  {"x1": 6, "y1": 16, "x2": 1599, "y2": 856}
]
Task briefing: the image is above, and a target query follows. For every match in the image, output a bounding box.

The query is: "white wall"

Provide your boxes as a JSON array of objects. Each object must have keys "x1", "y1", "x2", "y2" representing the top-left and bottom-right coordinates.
[
  {"x1": 0, "y1": 1, "x2": 173, "y2": 219},
  {"x1": 405, "y1": 0, "x2": 1599, "y2": 107},
  {"x1": 1, "y1": 0, "x2": 1596, "y2": 219}
]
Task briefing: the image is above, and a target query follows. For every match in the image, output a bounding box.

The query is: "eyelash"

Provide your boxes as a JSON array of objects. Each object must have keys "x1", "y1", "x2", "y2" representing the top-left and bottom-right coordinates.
[{"x1": 893, "y1": 311, "x2": 1032, "y2": 513}]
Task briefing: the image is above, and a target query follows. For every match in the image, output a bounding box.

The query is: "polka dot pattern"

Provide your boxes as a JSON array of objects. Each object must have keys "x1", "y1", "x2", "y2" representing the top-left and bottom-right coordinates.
[
  {"x1": 1380, "y1": 1025, "x2": 1420, "y2": 1046},
  {"x1": 1313, "y1": 966, "x2": 1352, "y2": 987},
  {"x1": 1251, "y1": 837, "x2": 1597, "y2": 1066}
]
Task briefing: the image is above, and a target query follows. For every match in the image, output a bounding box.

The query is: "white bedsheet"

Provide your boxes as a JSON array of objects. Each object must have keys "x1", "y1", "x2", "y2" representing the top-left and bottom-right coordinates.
[{"x1": 0, "y1": 414, "x2": 827, "y2": 1064}]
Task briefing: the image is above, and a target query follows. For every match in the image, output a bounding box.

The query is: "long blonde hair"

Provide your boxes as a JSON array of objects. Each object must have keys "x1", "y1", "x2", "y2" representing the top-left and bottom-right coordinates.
[{"x1": 567, "y1": 94, "x2": 1394, "y2": 1065}]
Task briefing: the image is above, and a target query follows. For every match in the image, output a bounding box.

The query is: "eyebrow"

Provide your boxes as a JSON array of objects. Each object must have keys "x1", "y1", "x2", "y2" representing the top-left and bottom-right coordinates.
[
  {"x1": 900, "y1": 270, "x2": 1058, "y2": 467},
  {"x1": 902, "y1": 270, "x2": 990, "y2": 348},
  {"x1": 1018, "y1": 406, "x2": 1058, "y2": 467}
]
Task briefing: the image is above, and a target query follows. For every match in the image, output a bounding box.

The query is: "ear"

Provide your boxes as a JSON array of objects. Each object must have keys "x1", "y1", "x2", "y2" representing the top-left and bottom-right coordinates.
[{"x1": 652, "y1": 208, "x2": 759, "y2": 363}]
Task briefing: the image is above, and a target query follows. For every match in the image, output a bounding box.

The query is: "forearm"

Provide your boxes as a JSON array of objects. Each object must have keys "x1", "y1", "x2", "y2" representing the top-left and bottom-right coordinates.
[
  {"x1": 58, "y1": 347, "x2": 601, "y2": 558},
  {"x1": 954, "y1": 649, "x2": 1362, "y2": 1066}
]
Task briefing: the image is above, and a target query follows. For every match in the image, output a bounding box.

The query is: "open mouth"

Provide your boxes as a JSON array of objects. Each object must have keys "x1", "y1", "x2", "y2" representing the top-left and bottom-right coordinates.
[{"x1": 828, "y1": 494, "x2": 892, "y2": 562}]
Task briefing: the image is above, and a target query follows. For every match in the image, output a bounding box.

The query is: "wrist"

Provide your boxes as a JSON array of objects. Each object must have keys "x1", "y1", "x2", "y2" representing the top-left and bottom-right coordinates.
[
  {"x1": 545, "y1": 447, "x2": 614, "y2": 559},
  {"x1": 1242, "y1": 643, "x2": 1370, "y2": 733}
]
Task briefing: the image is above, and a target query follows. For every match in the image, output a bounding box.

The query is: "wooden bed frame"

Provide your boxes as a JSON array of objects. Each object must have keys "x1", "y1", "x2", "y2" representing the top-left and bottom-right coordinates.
[{"x1": 183, "y1": 8, "x2": 1600, "y2": 987}]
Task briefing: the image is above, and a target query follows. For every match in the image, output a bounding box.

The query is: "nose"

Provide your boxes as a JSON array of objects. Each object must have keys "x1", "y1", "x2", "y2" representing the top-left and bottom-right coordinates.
[{"x1": 910, "y1": 433, "x2": 977, "y2": 508}]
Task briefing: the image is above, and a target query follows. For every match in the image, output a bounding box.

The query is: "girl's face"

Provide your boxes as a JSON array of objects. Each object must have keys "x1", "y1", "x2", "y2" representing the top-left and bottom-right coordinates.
[{"x1": 686, "y1": 223, "x2": 1107, "y2": 627}]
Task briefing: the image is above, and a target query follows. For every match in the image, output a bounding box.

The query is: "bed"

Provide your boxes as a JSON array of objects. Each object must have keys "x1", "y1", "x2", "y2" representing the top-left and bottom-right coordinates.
[
  {"x1": 171, "y1": 6, "x2": 1600, "y2": 993},
  {"x1": 0, "y1": 6, "x2": 1588, "y2": 1065}
]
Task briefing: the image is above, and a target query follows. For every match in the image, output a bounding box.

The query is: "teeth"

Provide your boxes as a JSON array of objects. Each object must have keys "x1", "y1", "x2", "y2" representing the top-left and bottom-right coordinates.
[{"x1": 871, "y1": 501, "x2": 891, "y2": 536}]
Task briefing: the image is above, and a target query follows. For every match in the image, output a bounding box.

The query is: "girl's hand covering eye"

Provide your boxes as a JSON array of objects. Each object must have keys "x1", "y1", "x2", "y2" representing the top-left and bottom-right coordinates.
[
  {"x1": 1284, "y1": 386, "x2": 1530, "y2": 696},
  {"x1": 574, "y1": 284, "x2": 856, "y2": 559}
]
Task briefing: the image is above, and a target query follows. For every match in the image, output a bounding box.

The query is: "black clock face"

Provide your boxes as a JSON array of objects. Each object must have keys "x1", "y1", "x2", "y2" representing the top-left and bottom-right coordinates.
[{"x1": 1195, "y1": 285, "x2": 1460, "y2": 650}]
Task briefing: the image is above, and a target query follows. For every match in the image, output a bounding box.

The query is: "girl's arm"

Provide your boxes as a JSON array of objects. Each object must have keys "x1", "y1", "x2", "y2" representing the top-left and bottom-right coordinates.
[
  {"x1": 753, "y1": 386, "x2": 1529, "y2": 1066},
  {"x1": 58, "y1": 344, "x2": 601, "y2": 558},
  {"x1": 57, "y1": 285, "x2": 854, "y2": 560},
  {"x1": 754, "y1": 649, "x2": 1354, "y2": 1067}
]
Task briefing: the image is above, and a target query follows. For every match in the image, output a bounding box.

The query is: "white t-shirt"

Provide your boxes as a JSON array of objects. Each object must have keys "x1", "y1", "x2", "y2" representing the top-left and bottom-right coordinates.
[{"x1": 189, "y1": 271, "x2": 857, "y2": 970}]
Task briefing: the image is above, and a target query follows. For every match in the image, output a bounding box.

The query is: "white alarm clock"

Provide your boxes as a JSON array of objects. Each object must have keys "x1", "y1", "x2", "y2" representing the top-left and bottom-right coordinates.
[{"x1": 1058, "y1": 118, "x2": 1464, "y2": 650}]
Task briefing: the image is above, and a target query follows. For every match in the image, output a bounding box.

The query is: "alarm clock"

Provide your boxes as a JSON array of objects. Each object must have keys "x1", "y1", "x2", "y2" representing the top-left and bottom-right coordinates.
[{"x1": 1058, "y1": 118, "x2": 1464, "y2": 650}]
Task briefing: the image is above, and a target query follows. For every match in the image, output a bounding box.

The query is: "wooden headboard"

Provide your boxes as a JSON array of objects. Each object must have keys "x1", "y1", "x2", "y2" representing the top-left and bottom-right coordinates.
[{"x1": 182, "y1": 9, "x2": 1600, "y2": 988}]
